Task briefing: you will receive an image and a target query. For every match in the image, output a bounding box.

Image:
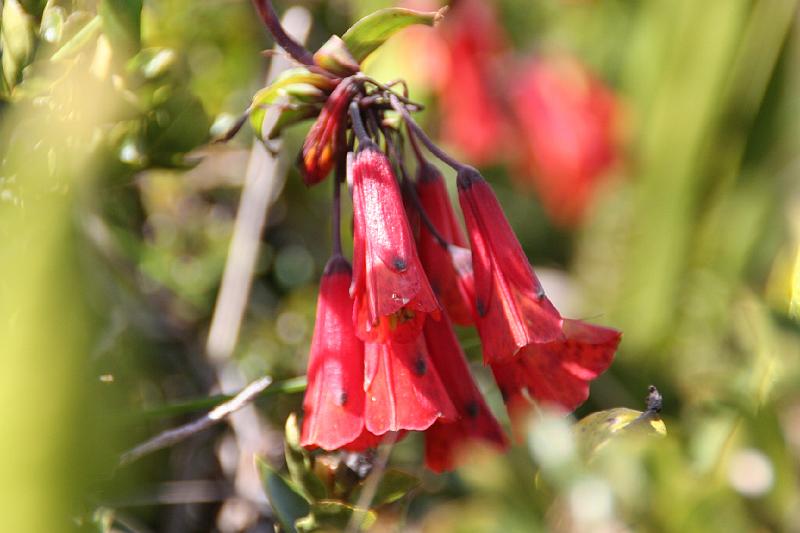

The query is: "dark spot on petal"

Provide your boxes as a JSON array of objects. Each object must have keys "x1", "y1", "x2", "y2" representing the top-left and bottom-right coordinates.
[
  {"x1": 466, "y1": 400, "x2": 480, "y2": 419},
  {"x1": 475, "y1": 298, "x2": 486, "y2": 317},
  {"x1": 338, "y1": 391, "x2": 348, "y2": 406},
  {"x1": 393, "y1": 257, "x2": 407, "y2": 271},
  {"x1": 499, "y1": 387, "x2": 509, "y2": 402},
  {"x1": 413, "y1": 355, "x2": 427, "y2": 376}
]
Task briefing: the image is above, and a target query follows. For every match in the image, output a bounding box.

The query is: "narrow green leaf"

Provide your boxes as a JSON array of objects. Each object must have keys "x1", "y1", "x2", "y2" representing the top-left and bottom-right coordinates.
[
  {"x1": 98, "y1": 0, "x2": 141, "y2": 58},
  {"x1": 341, "y1": 7, "x2": 446, "y2": 64},
  {"x1": 49, "y1": 13, "x2": 101, "y2": 62},
  {"x1": 349, "y1": 468, "x2": 420, "y2": 507},
  {"x1": 295, "y1": 501, "x2": 377, "y2": 532},
  {"x1": 256, "y1": 456, "x2": 311, "y2": 533}
]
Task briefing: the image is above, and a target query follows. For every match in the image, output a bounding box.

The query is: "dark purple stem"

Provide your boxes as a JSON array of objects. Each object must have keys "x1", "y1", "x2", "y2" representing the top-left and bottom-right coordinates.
[
  {"x1": 252, "y1": 0, "x2": 315, "y2": 67},
  {"x1": 388, "y1": 94, "x2": 465, "y2": 172},
  {"x1": 348, "y1": 100, "x2": 377, "y2": 149}
]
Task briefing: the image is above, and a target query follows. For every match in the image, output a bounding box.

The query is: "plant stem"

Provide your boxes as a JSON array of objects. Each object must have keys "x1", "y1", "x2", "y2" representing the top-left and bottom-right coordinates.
[
  {"x1": 349, "y1": 100, "x2": 376, "y2": 149},
  {"x1": 251, "y1": 0, "x2": 315, "y2": 67},
  {"x1": 332, "y1": 143, "x2": 344, "y2": 256},
  {"x1": 389, "y1": 94, "x2": 465, "y2": 172}
]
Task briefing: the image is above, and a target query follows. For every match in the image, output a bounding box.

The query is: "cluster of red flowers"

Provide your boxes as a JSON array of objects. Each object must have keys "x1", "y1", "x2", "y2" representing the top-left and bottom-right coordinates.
[
  {"x1": 408, "y1": 0, "x2": 620, "y2": 227},
  {"x1": 295, "y1": 75, "x2": 621, "y2": 472}
]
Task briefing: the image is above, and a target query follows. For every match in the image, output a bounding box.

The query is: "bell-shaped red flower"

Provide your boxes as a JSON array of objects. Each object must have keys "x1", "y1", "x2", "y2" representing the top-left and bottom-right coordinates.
[
  {"x1": 511, "y1": 55, "x2": 618, "y2": 227},
  {"x1": 351, "y1": 146, "x2": 438, "y2": 342},
  {"x1": 491, "y1": 319, "x2": 620, "y2": 432},
  {"x1": 438, "y1": 0, "x2": 509, "y2": 165},
  {"x1": 457, "y1": 168, "x2": 564, "y2": 364},
  {"x1": 301, "y1": 79, "x2": 358, "y2": 186},
  {"x1": 301, "y1": 255, "x2": 379, "y2": 451},
  {"x1": 423, "y1": 314, "x2": 508, "y2": 472},
  {"x1": 363, "y1": 334, "x2": 457, "y2": 436},
  {"x1": 416, "y1": 162, "x2": 473, "y2": 325}
]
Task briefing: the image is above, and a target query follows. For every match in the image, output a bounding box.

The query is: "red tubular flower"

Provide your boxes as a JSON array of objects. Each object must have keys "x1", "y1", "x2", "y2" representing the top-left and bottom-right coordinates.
[
  {"x1": 301, "y1": 255, "x2": 379, "y2": 451},
  {"x1": 416, "y1": 162, "x2": 473, "y2": 325},
  {"x1": 438, "y1": 0, "x2": 509, "y2": 165},
  {"x1": 351, "y1": 146, "x2": 438, "y2": 342},
  {"x1": 423, "y1": 314, "x2": 508, "y2": 472},
  {"x1": 301, "y1": 79, "x2": 358, "y2": 186},
  {"x1": 363, "y1": 334, "x2": 457, "y2": 436},
  {"x1": 491, "y1": 319, "x2": 621, "y2": 433},
  {"x1": 457, "y1": 168, "x2": 564, "y2": 364},
  {"x1": 511, "y1": 55, "x2": 618, "y2": 227}
]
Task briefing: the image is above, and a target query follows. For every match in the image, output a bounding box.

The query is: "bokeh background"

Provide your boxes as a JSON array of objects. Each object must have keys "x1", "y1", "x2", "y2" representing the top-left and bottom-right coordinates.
[{"x1": 2, "y1": 0, "x2": 800, "y2": 531}]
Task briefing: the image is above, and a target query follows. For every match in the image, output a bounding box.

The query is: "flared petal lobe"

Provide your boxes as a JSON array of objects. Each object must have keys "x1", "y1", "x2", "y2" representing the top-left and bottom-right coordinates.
[
  {"x1": 416, "y1": 163, "x2": 473, "y2": 325},
  {"x1": 457, "y1": 168, "x2": 563, "y2": 363},
  {"x1": 351, "y1": 147, "x2": 438, "y2": 341},
  {"x1": 492, "y1": 319, "x2": 621, "y2": 434},
  {"x1": 301, "y1": 256, "x2": 369, "y2": 451},
  {"x1": 423, "y1": 314, "x2": 508, "y2": 472},
  {"x1": 301, "y1": 79, "x2": 357, "y2": 186},
  {"x1": 363, "y1": 335, "x2": 457, "y2": 436}
]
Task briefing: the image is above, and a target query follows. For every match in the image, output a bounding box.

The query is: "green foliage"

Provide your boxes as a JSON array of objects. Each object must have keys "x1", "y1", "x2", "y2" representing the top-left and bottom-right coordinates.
[{"x1": 341, "y1": 7, "x2": 444, "y2": 64}]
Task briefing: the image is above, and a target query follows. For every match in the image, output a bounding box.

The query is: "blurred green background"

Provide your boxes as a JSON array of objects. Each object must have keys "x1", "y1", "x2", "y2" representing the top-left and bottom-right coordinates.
[{"x1": 1, "y1": 0, "x2": 800, "y2": 531}]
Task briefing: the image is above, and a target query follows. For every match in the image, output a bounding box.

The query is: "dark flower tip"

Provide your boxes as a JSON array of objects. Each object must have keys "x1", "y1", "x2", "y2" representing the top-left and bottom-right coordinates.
[
  {"x1": 323, "y1": 254, "x2": 352, "y2": 276},
  {"x1": 456, "y1": 166, "x2": 483, "y2": 190},
  {"x1": 417, "y1": 160, "x2": 442, "y2": 183},
  {"x1": 646, "y1": 385, "x2": 663, "y2": 413},
  {"x1": 356, "y1": 138, "x2": 380, "y2": 154}
]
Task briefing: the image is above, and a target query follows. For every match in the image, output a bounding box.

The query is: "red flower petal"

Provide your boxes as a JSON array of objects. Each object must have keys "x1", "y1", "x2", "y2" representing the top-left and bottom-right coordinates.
[
  {"x1": 457, "y1": 169, "x2": 564, "y2": 363},
  {"x1": 423, "y1": 314, "x2": 507, "y2": 472},
  {"x1": 363, "y1": 334, "x2": 457, "y2": 435},
  {"x1": 491, "y1": 319, "x2": 620, "y2": 434},
  {"x1": 300, "y1": 80, "x2": 357, "y2": 186},
  {"x1": 301, "y1": 256, "x2": 369, "y2": 451},
  {"x1": 351, "y1": 147, "x2": 438, "y2": 341},
  {"x1": 416, "y1": 163, "x2": 473, "y2": 325}
]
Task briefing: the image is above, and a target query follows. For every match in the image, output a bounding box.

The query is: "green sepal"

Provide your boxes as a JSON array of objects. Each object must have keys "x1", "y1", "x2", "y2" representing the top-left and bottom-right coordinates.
[
  {"x1": 313, "y1": 35, "x2": 359, "y2": 76},
  {"x1": 341, "y1": 7, "x2": 446, "y2": 64},
  {"x1": 295, "y1": 501, "x2": 377, "y2": 532},
  {"x1": 285, "y1": 413, "x2": 329, "y2": 501}
]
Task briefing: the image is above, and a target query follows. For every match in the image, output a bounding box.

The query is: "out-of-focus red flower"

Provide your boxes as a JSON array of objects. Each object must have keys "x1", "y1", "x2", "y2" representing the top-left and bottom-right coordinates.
[
  {"x1": 491, "y1": 319, "x2": 620, "y2": 433},
  {"x1": 363, "y1": 335, "x2": 457, "y2": 436},
  {"x1": 416, "y1": 162, "x2": 473, "y2": 325},
  {"x1": 351, "y1": 146, "x2": 439, "y2": 342},
  {"x1": 423, "y1": 314, "x2": 507, "y2": 472},
  {"x1": 457, "y1": 168, "x2": 564, "y2": 363},
  {"x1": 511, "y1": 55, "x2": 618, "y2": 227},
  {"x1": 301, "y1": 79, "x2": 357, "y2": 186},
  {"x1": 437, "y1": 0, "x2": 509, "y2": 165},
  {"x1": 301, "y1": 255, "x2": 379, "y2": 451}
]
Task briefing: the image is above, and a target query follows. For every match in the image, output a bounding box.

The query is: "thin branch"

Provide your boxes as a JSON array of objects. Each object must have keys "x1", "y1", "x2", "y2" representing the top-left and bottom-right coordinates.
[
  {"x1": 119, "y1": 377, "x2": 274, "y2": 467},
  {"x1": 251, "y1": 0, "x2": 315, "y2": 66},
  {"x1": 345, "y1": 433, "x2": 398, "y2": 533}
]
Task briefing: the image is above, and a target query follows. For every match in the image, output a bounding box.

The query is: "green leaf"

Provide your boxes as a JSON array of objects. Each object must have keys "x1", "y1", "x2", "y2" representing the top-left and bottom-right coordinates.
[
  {"x1": 284, "y1": 413, "x2": 328, "y2": 501},
  {"x1": 2, "y1": 0, "x2": 36, "y2": 90},
  {"x1": 141, "y1": 87, "x2": 210, "y2": 166},
  {"x1": 98, "y1": 0, "x2": 141, "y2": 58},
  {"x1": 341, "y1": 7, "x2": 446, "y2": 64},
  {"x1": 256, "y1": 456, "x2": 311, "y2": 533},
  {"x1": 49, "y1": 13, "x2": 101, "y2": 62},
  {"x1": 40, "y1": 2, "x2": 66, "y2": 45},
  {"x1": 248, "y1": 68, "x2": 332, "y2": 140},
  {"x1": 574, "y1": 407, "x2": 667, "y2": 459},
  {"x1": 349, "y1": 469, "x2": 420, "y2": 507},
  {"x1": 295, "y1": 501, "x2": 377, "y2": 532}
]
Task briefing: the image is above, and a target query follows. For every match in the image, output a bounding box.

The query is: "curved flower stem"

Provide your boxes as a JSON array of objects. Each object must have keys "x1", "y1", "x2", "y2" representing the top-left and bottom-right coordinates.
[
  {"x1": 252, "y1": 0, "x2": 315, "y2": 67},
  {"x1": 348, "y1": 100, "x2": 377, "y2": 149},
  {"x1": 332, "y1": 144, "x2": 344, "y2": 256},
  {"x1": 388, "y1": 94, "x2": 465, "y2": 172}
]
